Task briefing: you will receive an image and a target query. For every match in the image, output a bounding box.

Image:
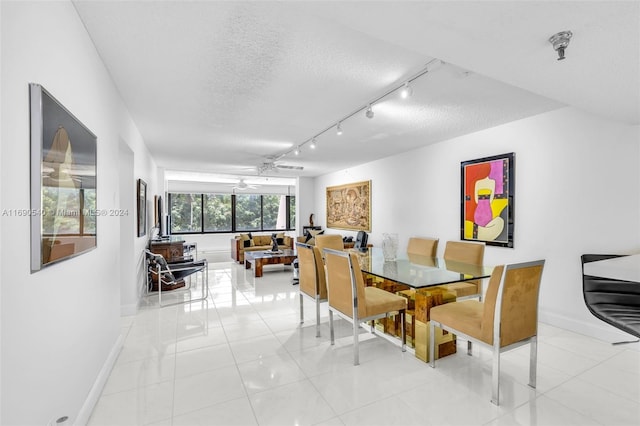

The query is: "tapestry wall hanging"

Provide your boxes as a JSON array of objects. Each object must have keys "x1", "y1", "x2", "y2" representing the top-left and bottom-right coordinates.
[
  {"x1": 461, "y1": 153, "x2": 515, "y2": 248},
  {"x1": 326, "y1": 180, "x2": 371, "y2": 232}
]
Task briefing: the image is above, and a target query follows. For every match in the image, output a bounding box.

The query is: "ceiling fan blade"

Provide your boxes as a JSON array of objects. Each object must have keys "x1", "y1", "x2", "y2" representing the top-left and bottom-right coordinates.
[{"x1": 276, "y1": 164, "x2": 304, "y2": 170}]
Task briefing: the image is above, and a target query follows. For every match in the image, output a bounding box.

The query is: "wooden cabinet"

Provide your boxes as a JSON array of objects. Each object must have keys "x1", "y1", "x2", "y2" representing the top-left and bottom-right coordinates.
[{"x1": 150, "y1": 238, "x2": 185, "y2": 262}]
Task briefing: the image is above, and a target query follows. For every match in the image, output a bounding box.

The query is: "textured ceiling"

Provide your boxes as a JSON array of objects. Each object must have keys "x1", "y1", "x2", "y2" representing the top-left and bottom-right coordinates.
[{"x1": 73, "y1": 1, "x2": 639, "y2": 180}]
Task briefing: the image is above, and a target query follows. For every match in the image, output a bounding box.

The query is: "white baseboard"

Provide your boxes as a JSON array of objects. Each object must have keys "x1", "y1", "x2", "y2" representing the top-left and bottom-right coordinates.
[
  {"x1": 539, "y1": 309, "x2": 636, "y2": 343},
  {"x1": 74, "y1": 333, "x2": 125, "y2": 425}
]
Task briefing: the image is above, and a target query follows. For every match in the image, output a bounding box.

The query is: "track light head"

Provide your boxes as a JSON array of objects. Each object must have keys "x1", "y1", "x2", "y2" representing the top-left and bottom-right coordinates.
[
  {"x1": 336, "y1": 122, "x2": 343, "y2": 135},
  {"x1": 400, "y1": 81, "x2": 413, "y2": 99},
  {"x1": 365, "y1": 104, "x2": 374, "y2": 119},
  {"x1": 294, "y1": 146, "x2": 300, "y2": 155},
  {"x1": 310, "y1": 138, "x2": 317, "y2": 149}
]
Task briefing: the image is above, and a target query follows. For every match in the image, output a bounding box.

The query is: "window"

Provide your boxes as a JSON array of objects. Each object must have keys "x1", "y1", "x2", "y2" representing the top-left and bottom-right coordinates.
[
  {"x1": 170, "y1": 193, "x2": 202, "y2": 233},
  {"x1": 203, "y1": 194, "x2": 231, "y2": 232},
  {"x1": 168, "y1": 192, "x2": 295, "y2": 234},
  {"x1": 289, "y1": 195, "x2": 296, "y2": 229},
  {"x1": 262, "y1": 194, "x2": 287, "y2": 230},
  {"x1": 235, "y1": 194, "x2": 261, "y2": 231}
]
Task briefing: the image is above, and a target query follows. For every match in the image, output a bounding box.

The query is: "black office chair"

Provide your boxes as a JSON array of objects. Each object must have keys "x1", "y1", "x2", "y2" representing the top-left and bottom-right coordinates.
[
  {"x1": 581, "y1": 254, "x2": 640, "y2": 344},
  {"x1": 146, "y1": 250, "x2": 209, "y2": 307},
  {"x1": 354, "y1": 231, "x2": 368, "y2": 250}
]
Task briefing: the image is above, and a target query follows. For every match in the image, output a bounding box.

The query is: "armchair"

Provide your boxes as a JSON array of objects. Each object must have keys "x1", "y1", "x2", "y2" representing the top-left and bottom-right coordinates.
[{"x1": 145, "y1": 249, "x2": 209, "y2": 307}]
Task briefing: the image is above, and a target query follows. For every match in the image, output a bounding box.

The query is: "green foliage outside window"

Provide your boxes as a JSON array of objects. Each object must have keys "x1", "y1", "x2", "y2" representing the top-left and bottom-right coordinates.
[
  {"x1": 170, "y1": 193, "x2": 202, "y2": 233},
  {"x1": 169, "y1": 192, "x2": 295, "y2": 234},
  {"x1": 204, "y1": 194, "x2": 232, "y2": 232},
  {"x1": 235, "y1": 194, "x2": 261, "y2": 231}
]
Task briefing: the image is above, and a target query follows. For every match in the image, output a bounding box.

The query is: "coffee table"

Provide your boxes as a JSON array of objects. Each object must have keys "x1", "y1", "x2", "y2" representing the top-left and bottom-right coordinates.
[{"x1": 244, "y1": 249, "x2": 297, "y2": 277}]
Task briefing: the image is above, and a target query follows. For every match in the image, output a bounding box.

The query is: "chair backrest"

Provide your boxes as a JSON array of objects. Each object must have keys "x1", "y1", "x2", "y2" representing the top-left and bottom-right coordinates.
[
  {"x1": 581, "y1": 254, "x2": 640, "y2": 339},
  {"x1": 315, "y1": 234, "x2": 344, "y2": 256},
  {"x1": 354, "y1": 231, "x2": 368, "y2": 249},
  {"x1": 324, "y1": 248, "x2": 367, "y2": 319},
  {"x1": 296, "y1": 243, "x2": 327, "y2": 300},
  {"x1": 407, "y1": 237, "x2": 439, "y2": 257},
  {"x1": 480, "y1": 260, "x2": 545, "y2": 346},
  {"x1": 444, "y1": 240, "x2": 485, "y2": 265}
]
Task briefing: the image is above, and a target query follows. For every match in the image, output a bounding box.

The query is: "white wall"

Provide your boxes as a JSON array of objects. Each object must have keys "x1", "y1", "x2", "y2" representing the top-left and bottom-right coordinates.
[
  {"x1": 1, "y1": 2, "x2": 156, "y2": 424},
  {"x1": 296, "y1": 177, "x2": 315, "y2": 236},
  {"x1": 315, "y1": 107, "x2": 640, "y2": 342}
]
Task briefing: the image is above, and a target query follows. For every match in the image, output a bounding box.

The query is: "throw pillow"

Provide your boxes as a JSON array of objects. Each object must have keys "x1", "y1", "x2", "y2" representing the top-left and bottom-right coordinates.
[
  {"x1": 306, "y1": 229, "x2": 324, "y2": 245},
  {"x1": 239, "y1": 233, "x2": 253, "y2": 248}
]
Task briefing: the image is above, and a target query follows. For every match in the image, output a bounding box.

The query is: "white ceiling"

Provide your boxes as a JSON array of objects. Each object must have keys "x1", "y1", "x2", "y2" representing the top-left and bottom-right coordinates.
[{"x1": 73, "y1": 1, "x2": 639, "y2": 181}]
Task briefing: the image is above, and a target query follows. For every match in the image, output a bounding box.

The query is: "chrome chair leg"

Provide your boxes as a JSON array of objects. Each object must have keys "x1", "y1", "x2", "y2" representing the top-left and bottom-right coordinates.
[
  {"x1": 353, "y1": 317, "x2": 360, "y2": 366},
  {"x1": 491, "y1": 343, "x2": 501, "y2": 405},
  {"x1": 467, "y1": 340, "x2": 473, "y2": 355},
  {"x1": 315, "y1": 295, "x2": 321, "y2": 338},
  {"x1": 299, "y1": 294, "x2": 304, "y2": 325},
  {"x1": 529, "y1": 336, "x2": 537, "y2": 388},
  {"x1": 329, "y1": 310, "x2": 335, "y2": 345}
]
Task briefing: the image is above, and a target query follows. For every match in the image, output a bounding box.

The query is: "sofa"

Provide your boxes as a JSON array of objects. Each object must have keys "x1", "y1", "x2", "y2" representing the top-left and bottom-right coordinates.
[{"x1": 231, "y1": 232, "x2": 293, "y2": 263}]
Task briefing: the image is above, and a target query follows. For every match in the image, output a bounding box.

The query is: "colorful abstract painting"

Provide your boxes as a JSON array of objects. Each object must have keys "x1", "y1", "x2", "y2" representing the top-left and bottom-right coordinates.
[{"x1": 461, "y1": 153, "x2": 515, "y2": 247}]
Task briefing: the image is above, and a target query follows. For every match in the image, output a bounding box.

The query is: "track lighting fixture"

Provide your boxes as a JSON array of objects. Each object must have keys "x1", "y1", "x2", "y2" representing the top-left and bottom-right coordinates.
[
  {"x1": 365, "y1": 104, "x2": 374, "y2": 119},
  {"x1": 400, "y1": 81, "x2": 413, "y2": 99},
  {"x1": 274, "y1": 58, "x2": 443, "y2": 161}
]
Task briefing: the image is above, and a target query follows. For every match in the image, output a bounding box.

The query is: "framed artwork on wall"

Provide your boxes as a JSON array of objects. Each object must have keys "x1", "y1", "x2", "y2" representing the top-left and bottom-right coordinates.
[
  {"x1": 326, "y1": 180, "x2": 371, "y2": 232},
  {"x1": 137, "y1": 179, "x2": 147, "y2": 237},
  {"x1": 461, "y1": 153, "x2": 515, "y2": 248},
  {"x1": 29, "y1": 83, "x2": 98, "y2": 272}
]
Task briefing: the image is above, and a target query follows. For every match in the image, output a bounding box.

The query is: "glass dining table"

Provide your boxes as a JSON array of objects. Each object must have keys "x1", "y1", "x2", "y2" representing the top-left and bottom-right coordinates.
[
  {"x1": 351, "y1": 247, "x2": 494, "y2": 289},
  {"x1": 348, "y1": 247, "x2": 494, "y2": 362}
]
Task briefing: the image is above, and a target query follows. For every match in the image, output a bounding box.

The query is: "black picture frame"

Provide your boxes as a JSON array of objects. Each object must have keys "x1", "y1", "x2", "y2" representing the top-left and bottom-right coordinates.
[
  {"x1": 137, "y1": 179, "x2": 147, "y2": 237},
  {"x1": 460, "y1": 152, "x2": 515, "y2": 248},
  {"x1": 30, "y1": 83, "x2": 98, "y2": 272}
]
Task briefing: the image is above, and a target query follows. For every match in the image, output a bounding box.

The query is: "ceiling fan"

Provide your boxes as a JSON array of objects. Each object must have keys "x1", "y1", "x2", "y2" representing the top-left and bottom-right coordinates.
[
  {"x1": 258, "y1": 156, "x2": 304, "y2": 175},
  {"x1": 232, "y1": 178, "x2": 258, "y2": 191}
]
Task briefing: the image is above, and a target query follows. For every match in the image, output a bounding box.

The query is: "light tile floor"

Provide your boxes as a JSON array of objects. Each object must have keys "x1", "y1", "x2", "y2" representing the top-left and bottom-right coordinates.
[{"x1": 88, "y1": 261, "x2": 640, "y2": 426}]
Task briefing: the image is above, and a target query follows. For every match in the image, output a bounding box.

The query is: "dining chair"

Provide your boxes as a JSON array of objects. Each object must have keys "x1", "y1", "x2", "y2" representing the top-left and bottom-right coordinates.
[
  {"x1": 440, "y1": 240, "x2": 485, "y2": 298},
  {"x1": 429, "y1": 260, "x2": 545, "y2": 405},
  {"x1": 324, "y1": 248, "x2": 407, "y2": 365},
  {"x1": 315, "y1": 234, "x2": 344, "y2": 258},
  {"x1": 296, "y1": 242, "x2": 328, "y2": 337},
  {"x1": 581, "y1": 254, "x2": 640, "y2": 344},
  {"x1": 407, "y1": 237, "x2": 439, "y2": 257}
]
